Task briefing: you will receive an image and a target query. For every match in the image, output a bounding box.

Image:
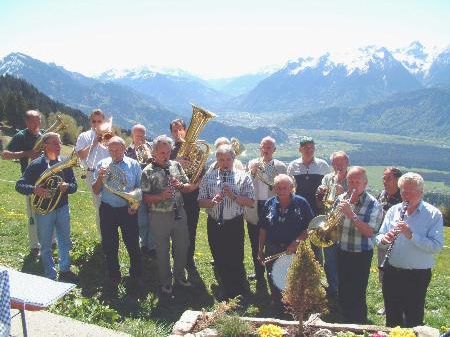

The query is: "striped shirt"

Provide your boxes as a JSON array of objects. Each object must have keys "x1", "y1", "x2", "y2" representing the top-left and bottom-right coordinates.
[
  {"x1": 198, "y1": 168, "x2": 255, "y2": 221},
  {"x1": 338, "y1": 191, "x2": 382, "y2": 252}
]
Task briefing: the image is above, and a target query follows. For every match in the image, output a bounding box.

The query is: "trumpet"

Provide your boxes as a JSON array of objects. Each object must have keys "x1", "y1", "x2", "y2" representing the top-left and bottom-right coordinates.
[{"x1": 97, "y1": 117, "x2": 114, "y2": 145}]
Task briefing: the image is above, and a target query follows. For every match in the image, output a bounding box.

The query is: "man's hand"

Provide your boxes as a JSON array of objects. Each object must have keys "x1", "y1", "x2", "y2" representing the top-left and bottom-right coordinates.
[
  {"x1": 394, "y1": 220, "x2": 412, "y2": 240},
  {"x1": 339, "y1": 199, "x2": 354, "y2": 218},
  {"x1": 34, "y1": 185, "x2": 50, "y2": 198},
  {"x1": 169, "y1": 177, "x2": 183, "y2": 190},
  {"x1": 211, "y1": 193, "x2": 223, "y2": 205},
  {"x1": 97, "y1": 166, "x2": 108, "y2": 182},
  {"x1": 222, "y1": 185, "x2": 235, "y2": 199},
  {"x1": 249, "y1": 162, "x2": 258, "y2": 176},
  {"x1": 59, "y1": 182, "x2": 69, "y2": 193},
  {"x1": 287, "y1": 240, "x2": 299, "y2": 254}
]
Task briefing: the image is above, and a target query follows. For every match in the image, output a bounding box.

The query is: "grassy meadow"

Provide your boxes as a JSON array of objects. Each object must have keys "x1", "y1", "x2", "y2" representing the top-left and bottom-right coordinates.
[{"x1": 0, "y1": 152, "x2": 449, "y2": 336}]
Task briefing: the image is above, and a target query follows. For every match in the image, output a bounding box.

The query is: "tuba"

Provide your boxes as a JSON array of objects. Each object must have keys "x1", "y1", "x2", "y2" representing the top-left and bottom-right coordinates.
[
  {"x1": 176, "y1": 104, "x2": 216, "y2": 184},
  {"x1": 31, "y1": 149, "x2": 79, "y2": 215},
  {"x1": 103, "y1": 162, "x2": 141, "y2": 211},
  {"x1": 308, "y1": 189, "x2": 356, "y2": 247}
]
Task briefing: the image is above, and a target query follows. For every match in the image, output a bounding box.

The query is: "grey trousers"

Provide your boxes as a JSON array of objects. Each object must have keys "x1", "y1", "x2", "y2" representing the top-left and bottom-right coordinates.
[{"x1": 149, "y1": 208, "x2": 189, "y2": 287}]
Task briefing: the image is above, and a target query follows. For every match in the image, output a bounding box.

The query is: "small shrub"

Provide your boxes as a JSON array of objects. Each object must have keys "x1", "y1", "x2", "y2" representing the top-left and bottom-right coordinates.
[{"x1": 214, "y1": 314, "x2": 252, "y2": 337}]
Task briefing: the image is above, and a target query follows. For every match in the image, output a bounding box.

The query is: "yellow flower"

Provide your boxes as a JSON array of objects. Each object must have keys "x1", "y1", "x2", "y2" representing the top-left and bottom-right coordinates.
[
  {"x1": 389, "y1": 326, "x2": 416, "y2": 337},
  {"x1": 257, "y1": 323, "x2": 286, "y2": 337}
]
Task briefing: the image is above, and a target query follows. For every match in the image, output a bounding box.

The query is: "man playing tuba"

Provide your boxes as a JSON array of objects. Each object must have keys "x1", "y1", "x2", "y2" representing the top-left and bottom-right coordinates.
[{"x1": 15, "y1": 132, "x2": 78, "y2": 282}]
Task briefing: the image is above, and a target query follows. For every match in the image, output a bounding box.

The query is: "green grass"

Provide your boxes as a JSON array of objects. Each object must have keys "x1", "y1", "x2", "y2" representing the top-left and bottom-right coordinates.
[{"x1": 0, "y1": 158, "x2": 449, "y2": 336}]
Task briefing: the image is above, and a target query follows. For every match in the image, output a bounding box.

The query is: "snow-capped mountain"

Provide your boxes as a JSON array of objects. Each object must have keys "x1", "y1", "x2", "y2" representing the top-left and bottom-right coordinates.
[
  {"x1": 424, "y1": 46, "x2": 450, "y2": 87},
  {"x1": 97, "y1": 66, "x2": 230, "y2": 115},
  {"x1": 237, "y1": 46, "x2": 423, "y2": 113},
  {"x1": 0, "y1": 52, "x2": 177, "y2": 133}
]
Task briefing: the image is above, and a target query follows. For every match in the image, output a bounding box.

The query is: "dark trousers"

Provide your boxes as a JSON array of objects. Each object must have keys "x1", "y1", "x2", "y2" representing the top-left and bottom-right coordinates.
[
  {"x1": 183, "y1": 190, "x2": 200, "y2": 266},
  {"x1": 264, "y1": 241, "x2": 286, "y2": 302},
  {"x1": 99, "y1": 203, "x2": 142, "y2": 279},
  {"x1": 382, "y1": 265, "x2": 431, "y2": 327},
  {"x1": 207, "y1": 215, "x2": 247, "y2": 299},
  {"x1": 338, "y1": 248, "x2": 373, "y2": 323},
  {"x1": 246, "y1": 200, "x2": 266, "y2": 280}
]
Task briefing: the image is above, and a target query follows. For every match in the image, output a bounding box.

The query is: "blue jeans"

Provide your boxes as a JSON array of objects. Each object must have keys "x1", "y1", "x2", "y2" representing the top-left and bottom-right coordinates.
[
  {"x1": 35, "y1": 204, "x2": 71, "y2": 280},
  {"x1": 324, "y1": 243, "x2": 339, "y2": 295},
  {"x1": 138, "y1": 203, "x2": 154, "y2": 249}
]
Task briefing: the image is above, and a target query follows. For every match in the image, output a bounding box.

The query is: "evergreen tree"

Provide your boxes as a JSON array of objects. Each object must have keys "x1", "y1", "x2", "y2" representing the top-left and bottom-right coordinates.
[{"x1": 283, "y1": 241, "x2": 327, "y2": 336}]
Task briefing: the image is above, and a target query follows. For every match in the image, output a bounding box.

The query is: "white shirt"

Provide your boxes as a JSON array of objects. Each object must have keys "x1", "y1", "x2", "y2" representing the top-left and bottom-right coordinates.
[
  {"x1": 247, "y1": 158, "x2": 287, "y2": 201},
  {"x1": 75, "y1": 129, "x2": 110, "y2": 169}
]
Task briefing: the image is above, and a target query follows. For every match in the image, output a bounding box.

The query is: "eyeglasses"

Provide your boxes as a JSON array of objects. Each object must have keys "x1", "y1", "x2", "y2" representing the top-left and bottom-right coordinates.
[{"x1": 91, "y1": 119, "x2": 103, "y2": 124}]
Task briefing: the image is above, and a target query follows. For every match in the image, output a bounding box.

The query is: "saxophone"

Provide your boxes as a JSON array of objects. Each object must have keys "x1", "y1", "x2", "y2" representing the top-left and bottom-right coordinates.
[
  {"x1": 31, "y1": 149, "x2": 79, "y2": 215},
  {"x1": 308, "y1": 189, "x2": 356, "y2": 247},
  {"x1": 176, "y1": 104, "x2": 216, "y2": 184}
]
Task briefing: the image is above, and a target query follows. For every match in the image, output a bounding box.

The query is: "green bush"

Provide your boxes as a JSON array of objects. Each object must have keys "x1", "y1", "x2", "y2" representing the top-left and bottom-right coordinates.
[{"x1": 214, "y1": 314, "x2": 253, "y2": 337}]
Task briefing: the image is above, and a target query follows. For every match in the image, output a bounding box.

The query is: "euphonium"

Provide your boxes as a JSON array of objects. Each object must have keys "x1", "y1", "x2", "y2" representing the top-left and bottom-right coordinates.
[
  {"x1": 308, "y1": 188, "x2": 356, "y2": 247},
  {"x1": 176, "y1": 104, "x2": 216, "y2": 184},
  {"x1": 31, "y1": 149, "x2": 79, "y2": 215},
  {"x1": 103, "y1": 163, "x2": 141, "y2": 211},
  {"x1": 135, "y1": 142, "x2": 153, "y2": 165}
]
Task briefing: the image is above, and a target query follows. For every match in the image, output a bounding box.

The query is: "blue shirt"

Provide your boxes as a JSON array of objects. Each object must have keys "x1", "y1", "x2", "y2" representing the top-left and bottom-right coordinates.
[
  {"x1": 94, "y1": 156, "x2": 142, "y2": 208},
  {"x1": 376, "y1": 201, "x2": 444, "y2": 269},
  {"x1": 261, "y1": 194, "x2": 314, "y2": 244},
  {"x1": 15, "y1": 154, "x2": 77, "y2": 209}
]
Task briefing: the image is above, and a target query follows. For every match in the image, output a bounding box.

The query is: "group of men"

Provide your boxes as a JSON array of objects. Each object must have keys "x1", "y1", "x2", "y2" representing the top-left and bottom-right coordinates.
[{"x1": 1, "y1": 109, "x2": 444, "y2": 328}]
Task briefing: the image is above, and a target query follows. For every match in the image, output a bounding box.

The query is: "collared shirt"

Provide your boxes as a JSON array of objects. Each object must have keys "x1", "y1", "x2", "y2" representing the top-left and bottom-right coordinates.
[
  {"x1": 75, "y1": 129, "x2": 110, "y2": 169},
  {"x1": 287, "y1": 157, "x2": 331, "y2": 214},
  {"x1": 15, "y1": 154, "x2": 77, "y2": 209},
  {"x1": 198, "y1": 168, "x2": 255, "y2": 221},
  {"x1": 141, "y1": 160, "x2": 189, "y2": 212},
  {"x1": 377, "y1": 189, "x2": 402, "y2": 221},
  {"x1": 7, "y1": 128, "x2": 44, "y2": 173},
  {"x1": 261, "y1": 194, "x2": 314, "y2": 245},
  {"x1": 320, "y1": 172, "x2": 348, "y2": 193},
  {"x1": 376, "y1": 201, "x2": 444, "y2": 269},
  {"x1": 338, "y1": 191, "x2": 382, "y2": 252},
  {"x1": 94, "y1": 156, "x2": 142, "y2": 208},
  {"x1": 247, "y1": 158, "x2": 287, "y2": 201}
]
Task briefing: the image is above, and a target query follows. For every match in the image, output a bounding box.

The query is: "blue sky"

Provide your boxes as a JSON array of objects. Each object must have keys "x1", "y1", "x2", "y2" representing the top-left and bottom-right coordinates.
[{"x1": 1, "y1": 0, "x2": 449, "y2": 78}]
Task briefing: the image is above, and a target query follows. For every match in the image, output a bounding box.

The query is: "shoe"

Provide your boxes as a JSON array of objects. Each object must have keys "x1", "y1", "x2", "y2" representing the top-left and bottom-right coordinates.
[
  {"x1": 377, "y1": 308, "x2": 385, "y2": 315},
  {"x1": 109, "y1": 276, "x2": 121, "y2": 288},
  {"x1": 175, "y1": 278, "x2": 192, "y2": 287},
  {"x1": 161, "y1": 284, "x2": 173, "y2": 295},
  {"x1": 30, "y1": 248, "x2": 40, "y2": 259},
  {"x1": 59, "y1": 271, "x2": 79, "y2": 284}
]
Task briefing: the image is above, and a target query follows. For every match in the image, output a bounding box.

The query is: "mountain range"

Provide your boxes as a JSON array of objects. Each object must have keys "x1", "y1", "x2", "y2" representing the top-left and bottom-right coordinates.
[{"x1": 0, "y1": 41, "x2": 449, "y2": 141}]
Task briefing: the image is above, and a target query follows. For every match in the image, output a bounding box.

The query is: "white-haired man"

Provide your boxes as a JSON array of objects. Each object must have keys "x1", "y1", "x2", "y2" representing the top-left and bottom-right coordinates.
[
  {"x1": 376, "y1": 172, "x2": 443, "y2": 328},
  {"x1": 198, "y1": 144, "x2": 255, "y2": 300}
]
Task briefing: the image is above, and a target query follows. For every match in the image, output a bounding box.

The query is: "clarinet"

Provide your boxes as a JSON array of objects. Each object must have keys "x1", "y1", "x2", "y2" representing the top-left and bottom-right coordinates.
[
  {"x1": 163, "y1": 166, "x2": 182, "y2": 220},
  {"x1": 380, "y1": 201, "x2": 409, "y2": 270},
  {"x1": 217, "y1": 170, "x2": 229, "y2": 226}
]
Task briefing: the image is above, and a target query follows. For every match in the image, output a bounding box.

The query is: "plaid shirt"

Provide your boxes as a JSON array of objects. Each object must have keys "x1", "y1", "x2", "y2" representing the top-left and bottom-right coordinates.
[
  {"x1": 198, "y1": 168, "x2": 255, "y2": 221},
  {"x1": 338, "y1": 191, "x2": 382, "y2": 252}
]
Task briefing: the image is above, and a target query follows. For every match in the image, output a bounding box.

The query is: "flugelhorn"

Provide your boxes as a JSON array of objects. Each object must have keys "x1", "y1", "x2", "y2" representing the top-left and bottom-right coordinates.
[{"x1": 308, "y1": 188, "x2": 356, "y2": 247}]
